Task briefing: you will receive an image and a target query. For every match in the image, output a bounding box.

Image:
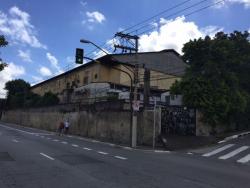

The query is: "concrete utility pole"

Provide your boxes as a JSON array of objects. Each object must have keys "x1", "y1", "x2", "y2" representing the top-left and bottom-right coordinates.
[
  {"x1": 114, "y1": 32, "x2": 139, "y2": 148},
  {"x1": 143, "y1": 68, "x2": 150, "y2": 108}
]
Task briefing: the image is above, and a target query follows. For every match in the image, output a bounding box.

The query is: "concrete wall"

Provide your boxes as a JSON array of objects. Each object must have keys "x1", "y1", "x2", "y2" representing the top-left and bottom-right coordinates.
[
  {"x1": 195, "y1": 110, "x2": 238, "y2": 136},
  {"x1": 1, "y1": 108, "x2": 161, "y2": 146}
]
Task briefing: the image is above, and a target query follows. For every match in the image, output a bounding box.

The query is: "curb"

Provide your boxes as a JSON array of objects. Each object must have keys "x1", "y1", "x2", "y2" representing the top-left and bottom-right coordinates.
[
  {"x1": 218, "y1": 131, "x2": 250, "y2": 143},
  {"x1": 1, "y1": 121, "x2": 168, "y2": 152}
]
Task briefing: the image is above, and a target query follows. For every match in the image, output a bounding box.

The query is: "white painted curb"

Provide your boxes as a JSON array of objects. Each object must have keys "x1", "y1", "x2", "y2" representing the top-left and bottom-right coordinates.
[{"x1": 218, "y1": 131, "x2": 250, "y2": 143}]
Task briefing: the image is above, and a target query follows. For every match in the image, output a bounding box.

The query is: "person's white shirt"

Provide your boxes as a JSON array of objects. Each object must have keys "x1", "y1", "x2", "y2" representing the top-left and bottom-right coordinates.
[{"x1": 64, "y1": 121, "x2": 69, "y2": 128}]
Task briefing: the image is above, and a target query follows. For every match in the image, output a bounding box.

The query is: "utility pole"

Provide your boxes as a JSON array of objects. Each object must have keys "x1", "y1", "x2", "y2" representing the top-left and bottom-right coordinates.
[
  {"x1": 114, "y1": 32, "x2": 139, "y2": 148},
  {"x1": 143, "y1": 68, "x2": 150, "y2": 108}
]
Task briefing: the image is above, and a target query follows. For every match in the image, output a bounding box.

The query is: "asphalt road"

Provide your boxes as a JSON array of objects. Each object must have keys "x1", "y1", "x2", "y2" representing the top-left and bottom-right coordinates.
[{"x1": 0, "y1": 122, "x2": 250, "y2": 188}]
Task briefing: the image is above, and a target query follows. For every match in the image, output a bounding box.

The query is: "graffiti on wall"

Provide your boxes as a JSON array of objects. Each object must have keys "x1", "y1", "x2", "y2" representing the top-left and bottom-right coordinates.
[{"x1": 161, "y1": 106, "x2": 196, "y2": 135}]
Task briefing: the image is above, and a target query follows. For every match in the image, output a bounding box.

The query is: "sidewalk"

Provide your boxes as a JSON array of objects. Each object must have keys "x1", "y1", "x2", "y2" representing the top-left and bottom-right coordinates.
[{"x1": 159, "y1": 134, "x2": 218, "y2": 151}]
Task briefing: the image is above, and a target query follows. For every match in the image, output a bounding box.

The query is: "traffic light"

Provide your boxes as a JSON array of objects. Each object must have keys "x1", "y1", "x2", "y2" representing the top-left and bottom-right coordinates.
[{"x1": 75, "y1": 48, "x2": 84, "y2": 64}]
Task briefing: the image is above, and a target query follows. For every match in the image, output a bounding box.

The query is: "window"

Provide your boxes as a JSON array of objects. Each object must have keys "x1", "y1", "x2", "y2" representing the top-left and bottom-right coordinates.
[
  {"x1": 83, "y1": 76, "x2": 89, "y2": 84},
  {"x1": 66, "y1": 82, "x2": 70, "y2": 89},
  {"x1": 94, "y1": 73, "x2": 98, "y2": 79}
]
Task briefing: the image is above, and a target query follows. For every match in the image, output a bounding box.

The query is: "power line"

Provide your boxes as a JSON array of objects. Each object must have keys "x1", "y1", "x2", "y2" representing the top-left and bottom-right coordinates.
[
  {"x1": 120, "y1": 0, "x2": 192, "y2": 33},
  {"x1": 137, "y1": 0, "x2": 225, "y2": 36},
  {"x1": 127, "y1": 0, "x2": 210, "y2": 35},
  {"x1": 83, "y1": 0, "x2": 196, "y2": 59}
]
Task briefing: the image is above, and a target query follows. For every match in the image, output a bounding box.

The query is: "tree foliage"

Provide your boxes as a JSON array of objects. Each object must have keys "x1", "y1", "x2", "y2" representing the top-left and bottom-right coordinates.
[
  {"x1": 171, "y1": 31, "x2": 250, "y2": 128},
  {"x1": 5, "y1": 79, "x2": 59, "y2": 108},
  {"x1": 0, "y1": 35, "x2": 8, "y2": 71},
  {"x1": 5, "y1": 79, "x2": 31, "y2": 108}
]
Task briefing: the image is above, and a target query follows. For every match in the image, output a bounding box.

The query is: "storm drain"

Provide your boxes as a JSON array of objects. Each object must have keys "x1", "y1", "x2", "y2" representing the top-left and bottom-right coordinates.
[
  {"x1": 0, "y1": 152, "x2": 14, "y2": 161},
  {"x1": 56, "y1": 154, "x2": 103, "y2": 165}
]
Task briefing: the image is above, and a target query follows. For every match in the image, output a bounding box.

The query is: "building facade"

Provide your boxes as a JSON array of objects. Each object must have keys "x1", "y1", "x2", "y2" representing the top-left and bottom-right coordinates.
[{"x1": 31, "y1": 50, "x2": 187, "y2": 104}]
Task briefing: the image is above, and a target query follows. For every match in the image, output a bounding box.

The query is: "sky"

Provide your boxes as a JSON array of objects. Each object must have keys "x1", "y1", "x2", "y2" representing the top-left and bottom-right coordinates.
[{"x1": 0, "y1": 0, "x2": 250, "y2": 97}]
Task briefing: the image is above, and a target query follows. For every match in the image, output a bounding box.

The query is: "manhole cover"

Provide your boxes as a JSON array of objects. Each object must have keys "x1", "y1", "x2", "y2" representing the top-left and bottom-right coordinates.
[
  {"x1": 0, "y1": 152, "x2": 14, "y2": 161},
  {"x1": 57, "y1": 154, "x2": 103, "y2": 165}
]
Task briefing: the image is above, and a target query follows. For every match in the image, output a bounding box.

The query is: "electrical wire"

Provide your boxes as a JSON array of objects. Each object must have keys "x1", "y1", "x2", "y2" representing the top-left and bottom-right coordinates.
[
  {"x1": 137, "y1": 0, "x2": 225, "y2": 36},
  {"x1": 82, "y1": 0, "x2": 199, "y2": 60},
  {"x1": 127, "y1": 0, "x2": 210, "y2": 35},
  {"x1": 120, "y1": 0, "x2": 192, "y2": 33}
]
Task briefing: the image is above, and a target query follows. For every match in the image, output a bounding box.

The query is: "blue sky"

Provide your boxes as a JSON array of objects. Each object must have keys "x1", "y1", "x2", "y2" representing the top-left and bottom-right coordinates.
[{"x1": 0, "y1": 0, "x2": 250, "y2": 97}]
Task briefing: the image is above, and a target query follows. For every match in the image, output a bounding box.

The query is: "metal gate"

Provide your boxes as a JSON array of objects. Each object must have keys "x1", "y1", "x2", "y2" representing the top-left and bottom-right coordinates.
[{"x1": 161, "y1": 106, "x2": 196, "y2": 135}]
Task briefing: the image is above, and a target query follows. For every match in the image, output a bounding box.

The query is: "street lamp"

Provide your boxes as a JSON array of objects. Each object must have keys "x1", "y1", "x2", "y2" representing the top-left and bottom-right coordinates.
[
  {"x1": 80, "y1": 39, "x2": 109, "y2": 56},
  {"x1": 80, "y1": 39, "x2": 136, "y2": 147}
]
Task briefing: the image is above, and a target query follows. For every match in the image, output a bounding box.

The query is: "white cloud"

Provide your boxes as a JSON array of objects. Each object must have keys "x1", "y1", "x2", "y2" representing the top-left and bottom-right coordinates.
[
  {"x1": 201, "y1": 25, "x2": 224, "y2": 37},
  {"x1": 46, "y1": 52, "x2": 63, "y2": 74},
  {"x1": 39, "y1": 66, "x2": 52, "y2": 77},
  {"x1": 66, "y1": 56, "x2": 74, "y2": 63},
  {"x1": 214, "y1": 0, "x2": 250, "y2": 8},
  {"x1": 86, "y1": 11, "x2": 105, "y2": 24},
  {"x1": 0, "y1": 6, "x2": 46, "y2": 49},
  {"x1": 32, "y1": 75, "x2": 43, "y2": 82},
  {"x1": 18, "y1": 49, "x2": 32, "y2": 63},
  {"x1": 0, "y1": 62, "x2": 25, "y2": 98},
  {"x1": 138, "y1": 16, "x2": 223, "y2": 54}
]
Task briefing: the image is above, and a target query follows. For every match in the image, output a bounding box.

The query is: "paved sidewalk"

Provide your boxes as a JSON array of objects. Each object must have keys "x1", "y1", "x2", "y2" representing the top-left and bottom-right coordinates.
[{"x1": 159, "y1": 134, "x2": 218, "y2": 151}]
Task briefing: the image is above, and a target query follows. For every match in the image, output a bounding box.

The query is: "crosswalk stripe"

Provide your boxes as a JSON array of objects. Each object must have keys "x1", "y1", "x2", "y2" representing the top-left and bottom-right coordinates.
[
  {"x1": 202, "y1": 144, "x2": 234, "y2": 157},
  {"x1": 219, "y1": 146, "x2": 249, "y2": 160},
  {"x1": 237, "y1": 154, "x2": 250, "y2": 164}
]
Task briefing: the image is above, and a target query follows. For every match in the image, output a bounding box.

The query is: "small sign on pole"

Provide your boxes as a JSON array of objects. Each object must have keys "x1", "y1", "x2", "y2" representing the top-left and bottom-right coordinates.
[{"x1": 132, "y1": 100, "x2": 140, "y2": 111}]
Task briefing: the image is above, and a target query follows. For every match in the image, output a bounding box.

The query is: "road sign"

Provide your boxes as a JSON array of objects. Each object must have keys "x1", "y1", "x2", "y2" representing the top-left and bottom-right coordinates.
[{"x1": 132, "y1": 100, "x2": 140, "y2": 111}]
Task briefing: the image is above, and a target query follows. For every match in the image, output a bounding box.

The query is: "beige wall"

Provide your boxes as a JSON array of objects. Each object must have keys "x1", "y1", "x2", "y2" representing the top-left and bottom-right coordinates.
[
  {"x1": 31, "y1": 62, "x2": 181, "y2": 98},
  {"x1": 1, "y1": 108, "x2": 161, "y2": 146}
]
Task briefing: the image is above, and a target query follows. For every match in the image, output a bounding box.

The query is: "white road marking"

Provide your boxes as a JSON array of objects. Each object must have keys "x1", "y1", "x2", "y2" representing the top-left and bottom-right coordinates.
[
  {"x1": 123, "y1": 147, "x2": 132, "y2": 150},
  {"x1": 40, "y1": 153, "x2": 55, "y2": 160},
  {"x1": 72, "y1": 144, "x2": 79, "y2": 147},
  {"x1": 0, "y1": 124, "x2": 35, "y2": 135},
  {"x1": 237, "y1": 154, "x2": 250, "y2": 164},
  {"x1": 114, "y1": 156, "x2": 127, "y2": 160},
  {"x1": 187, "y1": 152, "x2": 193, "y2": 155},
  {"x1": 61, "y1": 141, "x2": 68, "y2": 144},
  {"x1": 83, "y1": 147, "x2": 92, "y2": 151},
  {"x1": 92, "y1": 140, "x2": 99, "y2": 143},
  {"x1": 40, "y1": 136, "x2": 44, "y2": 138},
  {"x1": 12, "y1": 139, "x2": 19, "y2": 143},
  {"x1": 202, "y1": 144, "x2": 234, "y2": 157},
  {"x1": 219, "y1": 146, "x2": 249, "y2": 160},
  {"x1": 218, "y1": 140, "x2": 226, "y2": 144},
  {"x1": 53, "y1": 139, "x2": 59, "y2": 142},
  {"x1": 98, "y1": 151, "x2": 108, "y2": 155},
  {"x1": 0, "y1": 124, "x2": 52, "y2": 136},
  {"x1": 154, "y1": 150, "x2": 170, "y2": 153},
  {"x1": 67, "y1": 135, "x2": 73, "y2": 138},
  {"x1": 109, "y1": 144, "x2": 115, "y2": 147}
]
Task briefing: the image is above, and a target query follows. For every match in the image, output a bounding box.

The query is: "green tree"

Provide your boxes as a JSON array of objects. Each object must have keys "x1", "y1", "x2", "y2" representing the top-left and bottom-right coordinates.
[
  {"x1": 5, "y1": 79, "x2": 31, "y2": 108},
  {"x1": 171, "y1": 31, "x2": 250, "y2": 129},
  {"x1": 0, "y1": 35, "x2": 8, "y2": 71},
  {"x1": 38, "y1": 92, "x2": 59, "y2": 106}
]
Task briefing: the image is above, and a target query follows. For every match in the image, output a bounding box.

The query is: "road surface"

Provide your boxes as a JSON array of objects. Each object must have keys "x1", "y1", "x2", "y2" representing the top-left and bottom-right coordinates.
[{"x1": 0, "y1": 122, "x2": 249, "y2": 188}]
